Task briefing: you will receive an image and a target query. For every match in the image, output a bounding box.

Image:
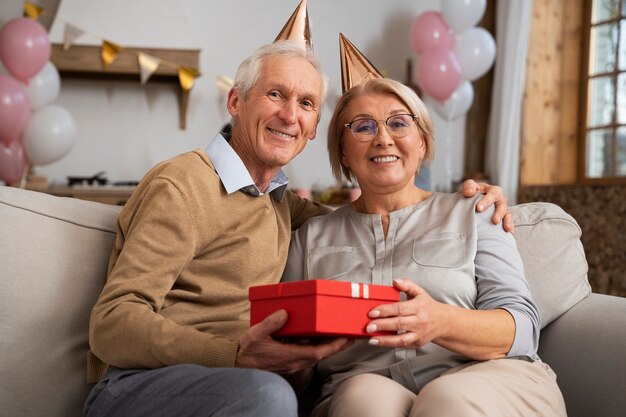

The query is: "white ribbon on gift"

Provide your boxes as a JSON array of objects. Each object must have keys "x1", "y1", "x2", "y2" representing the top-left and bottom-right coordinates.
[{"x1": 351, "y1": 282, "x2": 369, "y2": 299}]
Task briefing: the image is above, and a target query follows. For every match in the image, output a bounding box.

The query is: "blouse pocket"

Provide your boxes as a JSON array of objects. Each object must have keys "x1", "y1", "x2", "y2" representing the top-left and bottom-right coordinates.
[
  {"x1": 412, "y1": 232, "x2": 466, "y2": 268},
  {"x1": 307, "y1": 246, "x2": 356, "y2": 279}
]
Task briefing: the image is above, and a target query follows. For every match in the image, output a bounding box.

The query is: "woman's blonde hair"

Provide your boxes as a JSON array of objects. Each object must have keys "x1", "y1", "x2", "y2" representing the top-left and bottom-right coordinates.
[{"x1": 327, "y1": 78, "x2": 435, "y2": 183}]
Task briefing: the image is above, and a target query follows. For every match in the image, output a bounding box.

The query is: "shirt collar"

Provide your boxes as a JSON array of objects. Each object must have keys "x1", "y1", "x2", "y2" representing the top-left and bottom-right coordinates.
[{"x1": 205, "y1": 133, "x2": 289, "y2": 200}]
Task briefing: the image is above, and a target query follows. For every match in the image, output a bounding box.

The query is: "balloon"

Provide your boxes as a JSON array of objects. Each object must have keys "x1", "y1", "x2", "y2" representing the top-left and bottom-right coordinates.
[
  {"x1": 453, "y1": 27, "x2": 496, "y2": 81},
  {"x1": 410, "y1": 11, "x2": 454, "y2": 54},
  {"x1": 23, "y1": 105, "x2": 76, "y2": 166},
  {"x1": 415, "y1": 47, "x2": 462, "y2": 101},
  {"x1": 25, "y1": 61, "x2": 60, "y2": 110},
  {"x1": 0, "y1": 140, "x2": 27, "y2": 185},
  {"x1": 0, "y1": 74, "x2": 30, "y2": 144},
  {"x1": 0, "y1": 17, "x2": 51, "y2": 82},
  {"x1": 426, "y1": 81, "x2": 474, "y2": 121},
  {"x1": 441, "y1": 0, "x2": 487, "y2": 34}
]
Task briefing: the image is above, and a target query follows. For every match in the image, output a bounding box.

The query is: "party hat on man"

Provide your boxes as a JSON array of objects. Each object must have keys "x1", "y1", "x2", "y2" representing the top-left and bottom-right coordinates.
[
  {"x1": 339, "y1": 33, "x2": 383, "y2": 93},
  {"x1": 274, "y1": 0, "x2": 312, "y2": 48}
]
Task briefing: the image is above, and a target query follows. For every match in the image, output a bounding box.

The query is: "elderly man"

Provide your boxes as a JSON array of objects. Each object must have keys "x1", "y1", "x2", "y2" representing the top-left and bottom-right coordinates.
[{"x1": 84, "y1": 39, "x2": 347, "y2": 417}]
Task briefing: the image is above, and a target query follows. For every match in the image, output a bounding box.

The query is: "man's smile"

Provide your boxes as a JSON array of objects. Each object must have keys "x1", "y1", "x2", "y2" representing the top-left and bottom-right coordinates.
[{"x1": 267, "y1": 127, "x2": 296, "y2": 139}]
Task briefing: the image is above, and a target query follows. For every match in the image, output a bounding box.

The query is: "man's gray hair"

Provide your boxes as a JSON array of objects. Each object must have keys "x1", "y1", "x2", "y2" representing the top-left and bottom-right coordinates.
[{"x1": 232, "y1": 40, "x2": 329, "y2": 103}]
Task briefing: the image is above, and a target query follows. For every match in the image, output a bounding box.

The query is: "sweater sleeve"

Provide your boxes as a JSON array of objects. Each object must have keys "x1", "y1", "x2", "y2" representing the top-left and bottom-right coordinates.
[
  {"x1": 89, "y1": 177, "x2": 239, "y2": 370},
  {"x1": 474, "y1": 205, "x2": 541, "y2": 358},
  {"x1": 285, "y1": 190, "x2": 331, "y2": 230}
]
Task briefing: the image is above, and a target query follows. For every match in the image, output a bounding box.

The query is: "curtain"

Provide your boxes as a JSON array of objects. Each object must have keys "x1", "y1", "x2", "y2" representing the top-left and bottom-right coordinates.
[{"x1": 485, "y1": 0, "x2": 533, "y2": 204}]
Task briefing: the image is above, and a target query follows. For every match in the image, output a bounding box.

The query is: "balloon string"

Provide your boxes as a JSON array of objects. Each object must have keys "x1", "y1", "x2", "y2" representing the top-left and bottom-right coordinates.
[
  {"x1": 443, "y1": 94, "x2": 459, "y2": 192},
  {"x1": 17, "y1": 163, "x2": 30, "y2": 189},
  {"x1": 444, "y1": 121, "x2": 452, "y2": 192}
]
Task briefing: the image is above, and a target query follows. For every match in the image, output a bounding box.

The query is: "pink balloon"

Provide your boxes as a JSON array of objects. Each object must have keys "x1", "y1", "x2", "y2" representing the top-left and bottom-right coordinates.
[
  {"x1": 0, "y1": 18, "x2": 51, "y2": 82},
  {"x1": 410, "y1": 11, "x2": 454, "y2": 54},
  {"x1": 0, "y1": 140, "x2": 27, "y2": 185},
  {"x1": 0, "y1": 74, "x2": 31, "y2": 145},
  {"x1": 415, "y1": 47, "x2": 462, "y2": 101}
]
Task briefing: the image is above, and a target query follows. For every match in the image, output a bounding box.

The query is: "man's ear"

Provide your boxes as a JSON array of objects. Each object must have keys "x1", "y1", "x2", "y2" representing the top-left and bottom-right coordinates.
[{"x1": 227, "y1": 88, "x2": 241, "y2": 117}]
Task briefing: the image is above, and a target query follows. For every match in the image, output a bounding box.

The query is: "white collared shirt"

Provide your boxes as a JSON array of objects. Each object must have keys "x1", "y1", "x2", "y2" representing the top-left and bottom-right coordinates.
[{"x1": 205, "y1": 133, "x2": 289, "y2": 200}]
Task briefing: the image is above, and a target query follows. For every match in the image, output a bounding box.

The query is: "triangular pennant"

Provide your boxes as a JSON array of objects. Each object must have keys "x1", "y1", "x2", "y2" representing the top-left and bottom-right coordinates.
[
  {"x1": 101, "y1": 40, "x2": 123, "y2": 69},
  {"x1": 178, "y1": 66, "x2": 201, "y2": 92},
  {"x1": 137, "y1": 53, "x2": 161, "y2": 85},
  {"x1": 63, "y1": 23, "x2": 85, "y2": 50},
  {"x1": 339, "y1": 33, "x2": 384, "y2": 93},
  {"x1": 215, "y1": 75, "x2": 234, "y2": 94},
  {"x1": 23, "y1": 2, "x2": 44, "y2": 19},
  {"x1": 274, "y1": 0, "x2": 311, "y2": 49}
]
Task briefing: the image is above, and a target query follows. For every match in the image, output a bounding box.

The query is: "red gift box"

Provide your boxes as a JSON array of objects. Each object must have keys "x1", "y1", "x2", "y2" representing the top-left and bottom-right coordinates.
[{"x1": 249, "y1": 280, "x2": 401, "y2": 338}]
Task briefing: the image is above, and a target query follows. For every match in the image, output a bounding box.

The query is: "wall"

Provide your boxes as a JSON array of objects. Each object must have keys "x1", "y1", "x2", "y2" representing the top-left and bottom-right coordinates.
[
  {"x1": 520, "y1": 0, "x2": 583, "y2": 185},
  {"x1": 4, "y1": 0, "x2": 466, "y2": 191}
]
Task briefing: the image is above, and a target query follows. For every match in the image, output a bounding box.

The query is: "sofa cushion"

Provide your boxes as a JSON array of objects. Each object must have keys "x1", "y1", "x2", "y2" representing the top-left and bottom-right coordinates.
[
  {"x1": 0, "y1": 186, "x2": 121, "y2": 417},
  {"x1": 511, "y1": 202, "x2": 591, "y2": 328}
]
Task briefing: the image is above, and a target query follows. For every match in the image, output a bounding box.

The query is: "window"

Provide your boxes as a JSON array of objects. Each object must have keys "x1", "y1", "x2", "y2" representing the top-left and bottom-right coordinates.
[{"x1": 582, "y1": 0, "x2": 626, "y2": 181}]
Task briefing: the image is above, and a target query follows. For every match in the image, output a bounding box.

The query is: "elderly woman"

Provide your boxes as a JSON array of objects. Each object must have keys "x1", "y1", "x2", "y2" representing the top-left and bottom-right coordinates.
[{"x1": 282, "y1": 78, "x2": 567, "y2": 417}]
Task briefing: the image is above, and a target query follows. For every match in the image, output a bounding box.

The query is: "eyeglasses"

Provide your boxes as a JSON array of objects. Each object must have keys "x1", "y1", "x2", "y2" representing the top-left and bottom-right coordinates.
[{"x1": 345, "y1": 114, "x2": 418, "y2": 142}]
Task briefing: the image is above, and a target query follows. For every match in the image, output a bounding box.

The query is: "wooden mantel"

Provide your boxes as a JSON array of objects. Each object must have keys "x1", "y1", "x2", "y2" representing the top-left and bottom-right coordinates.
[{"x1": 50, "y1": 44, "x2": 201, "y2": 129}]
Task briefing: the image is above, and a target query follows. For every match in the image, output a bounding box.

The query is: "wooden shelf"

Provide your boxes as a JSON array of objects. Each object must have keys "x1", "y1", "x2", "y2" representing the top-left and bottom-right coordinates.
[
  {"x1": 50, "y1": 44, "x2": 201, "y2": 129},
  {"x1": 27, "y1": 184, "x2": 135, "y2": 206}
]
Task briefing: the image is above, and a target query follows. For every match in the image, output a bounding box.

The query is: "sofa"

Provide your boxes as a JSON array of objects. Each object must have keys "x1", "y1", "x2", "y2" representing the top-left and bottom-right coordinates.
[{"x1": 1, "y1": 185, "x2": 625, "y2": 417}]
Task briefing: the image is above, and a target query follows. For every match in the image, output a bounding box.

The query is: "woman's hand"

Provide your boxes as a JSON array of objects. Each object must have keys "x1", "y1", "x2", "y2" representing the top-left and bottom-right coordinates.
[
  {"x1": 366, "y1": 279, "x2": 515, "y2": 360},
  {"x1": 365, "y1": 279, "x2": 448, "y2": 349}
]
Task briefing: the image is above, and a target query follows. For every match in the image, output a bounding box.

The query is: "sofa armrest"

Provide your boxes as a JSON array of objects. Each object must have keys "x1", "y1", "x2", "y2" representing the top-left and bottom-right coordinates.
[{"x1": 538, "y1": 293, "x2": 626, "y2": 417}]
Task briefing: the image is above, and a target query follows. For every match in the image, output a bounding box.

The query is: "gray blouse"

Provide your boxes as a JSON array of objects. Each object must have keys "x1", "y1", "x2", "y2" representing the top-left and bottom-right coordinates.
[{"x1": 282, "y1": 192, "x2": 540, "y2": 398}]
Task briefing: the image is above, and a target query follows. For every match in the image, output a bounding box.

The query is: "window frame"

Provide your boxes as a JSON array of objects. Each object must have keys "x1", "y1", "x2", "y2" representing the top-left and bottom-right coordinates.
[{"x1": 579, "y1": 0, "x2": 626, "y2": 184}]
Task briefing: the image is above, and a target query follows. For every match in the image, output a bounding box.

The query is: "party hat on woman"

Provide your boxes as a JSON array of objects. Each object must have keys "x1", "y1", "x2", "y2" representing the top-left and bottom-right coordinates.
[
  {"x1": 339, "y1": 33, "x2": 383, "y2": 93},
  {"x1": 339, "y1": 33, "x2": 385, "y2": 93}
]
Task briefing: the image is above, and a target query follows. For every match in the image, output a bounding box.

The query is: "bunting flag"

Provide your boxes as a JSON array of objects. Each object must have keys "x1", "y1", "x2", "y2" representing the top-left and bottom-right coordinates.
[
  {"x1": 178, "y1": 66, "x2": 201, "y2": 92},
  {"x1": 138, "y1": 53, "x2": 161, "y2": 85},
  {"x1": 63, "y1": 23, "x2": 86, "y2": 50},
  {"x1": 24, "y1": 0, "x2": 202, "y2": 105},
  {"x1": 23, "y1": 1, "x2": 44, "y2": 19},
  {"x1": 23, "y1": 1, "x2": 202, "y2": 129},
  {"x1": 56, "y1": 20, "x2": 200, "y2": 83},
  {"x1": 101, "y1": 40, "x2": 123, "y2": 69},
  {"x1": 215, "y1": 75, "x2": 234, "y2": 94}
]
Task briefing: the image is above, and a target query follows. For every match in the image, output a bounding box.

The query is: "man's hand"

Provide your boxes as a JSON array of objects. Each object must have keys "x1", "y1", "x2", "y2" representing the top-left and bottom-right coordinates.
[
  {"x1": 236, "y1": 310, "x2": 351, "y2": 376},
  {"x1": 462, "y1": 179, "x2": 514, "y2": 233}
]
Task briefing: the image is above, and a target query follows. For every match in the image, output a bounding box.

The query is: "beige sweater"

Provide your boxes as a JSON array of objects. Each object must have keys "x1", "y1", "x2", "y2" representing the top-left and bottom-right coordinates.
[{"x1": 87, "y1": 149, "x2": 326, "y2": 382}]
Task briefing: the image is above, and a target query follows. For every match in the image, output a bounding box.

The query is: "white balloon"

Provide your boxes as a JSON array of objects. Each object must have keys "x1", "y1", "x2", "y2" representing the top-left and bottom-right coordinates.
[
  {"x1": 453, "y1": 27, "x2": 496, "y2": 81},
  {"x1": 441, "y1": 0, "x2": 487, "y2": 34},
  {"x1": 23, "y1": 105, "x2": 77, "y2": 166},
  {"x1": 426, "y1": 81, "x2": 474, "y2": 121},
  {"x1": 25, "y1": 61, "x2": 61, "y2": 110}
]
